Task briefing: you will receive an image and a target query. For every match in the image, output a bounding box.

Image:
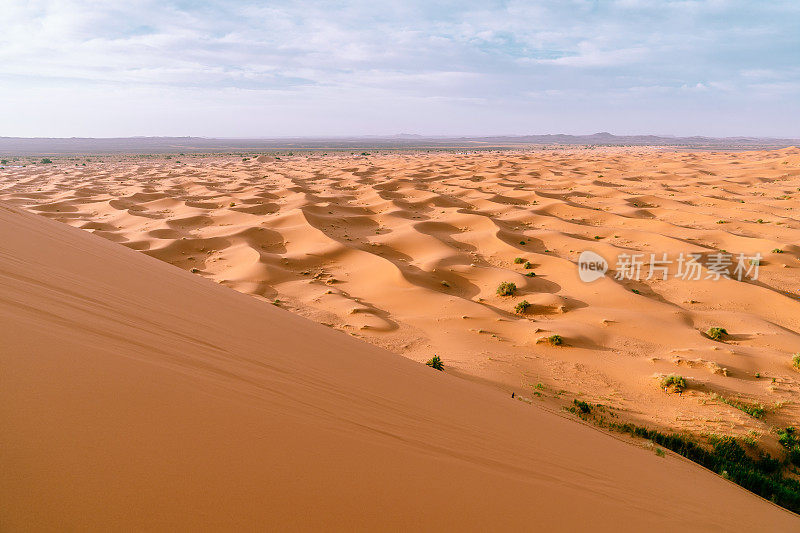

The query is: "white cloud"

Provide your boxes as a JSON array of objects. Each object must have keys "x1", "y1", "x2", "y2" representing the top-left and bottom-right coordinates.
[{"x1": 0, "y1": 0, "x2": 798, "y2": 136}]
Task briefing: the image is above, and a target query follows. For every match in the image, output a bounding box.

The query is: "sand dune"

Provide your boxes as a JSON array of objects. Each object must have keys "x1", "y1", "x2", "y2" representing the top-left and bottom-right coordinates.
[
  {"x1": 1, "y1": 200, "x2": 798, "y2": 530},
  {"x1": 2, "y1": 148, "x2": 798, "y2": 445}
]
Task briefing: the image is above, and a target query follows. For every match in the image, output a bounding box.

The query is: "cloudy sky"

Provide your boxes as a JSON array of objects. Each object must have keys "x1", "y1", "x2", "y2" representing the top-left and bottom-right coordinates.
[{"x1": 2, "y1": 0, "x2": 799, "y2": 137}]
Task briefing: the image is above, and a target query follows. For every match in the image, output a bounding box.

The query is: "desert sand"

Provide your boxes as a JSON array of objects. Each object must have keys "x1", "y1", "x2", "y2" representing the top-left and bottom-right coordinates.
[
  {"x1": 1, "y1": 197, "x2": 798, "y2": 530},
  {"x1": 2, "y1": 148, "x2": 799, "y2": 440},
  {"x1": 1, "y1": 147, "x2": 799, "y2": 529}
]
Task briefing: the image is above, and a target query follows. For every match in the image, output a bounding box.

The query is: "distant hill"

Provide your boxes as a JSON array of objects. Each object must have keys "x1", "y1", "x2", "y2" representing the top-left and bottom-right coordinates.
[{"x1": 0, "y1": 133, "x2": 797, "y2": 154}]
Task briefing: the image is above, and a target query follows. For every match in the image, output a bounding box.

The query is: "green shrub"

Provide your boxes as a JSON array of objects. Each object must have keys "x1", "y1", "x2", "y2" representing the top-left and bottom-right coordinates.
[
  {"x1": 778, "y1": 427, "x2": 800, "y2": 467},
  {"x1": 545, "y1": 334, "x2": 563, "y2": 346},
  {"x1": 792, "y1": 353, "x2": 800, "y2": 371},
  {"x1": 573, "y1": 399, "x2": 592, "y2": 413},
  {"x1": 40, "y1": 158, "x2": 52, "y2": 164},
  {"x1": 514, "y1": 300, "x2": 531, "y2": 314},
  {"x1": 496, "y1": 281, "x2": 517, "y2": 296},
  {"x1": 0, "y1": 159, "x2": 7, "y2": 165},
  {"x1": 426, "y1": 355, "x2": 444, "y2": 371},
  {"x1": 772, "y1": 248, "x2": 784, "y2": 254},
  {"x1": 610, "y1": 423, "x2": 800, "y2": 513},
  {"x1": 660, "y1": 374, "x2": 686, "y2": 392},
  {"x1": 707, "y1": 327, "x2": 728, "y2": 340},
  {"x1": 525, "y1": 272, "x2": 536, "y2": 277},
  {"x1": 523, "y1": 261, "x2": 533, "y2": 269},
  {"x1": 513, "y1": 257, "x2": 525, "y2": 264}
]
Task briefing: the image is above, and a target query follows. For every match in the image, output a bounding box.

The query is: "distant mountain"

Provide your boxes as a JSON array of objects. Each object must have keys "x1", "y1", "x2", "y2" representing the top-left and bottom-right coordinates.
[{"x1": 0, "y1": 133, "x2": 797, "y2": 154}]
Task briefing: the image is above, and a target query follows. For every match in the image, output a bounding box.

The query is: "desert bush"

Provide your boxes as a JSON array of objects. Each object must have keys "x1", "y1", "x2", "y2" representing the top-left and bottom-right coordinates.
[
  {"x1": 426, "y1": 355, "x2": 444, "y2": 371},
  {"x1": 707, "y1": 327, "x2": 728, "y2": 340},
  {"x1": 40, "y1": 158, "x2": 52, "y2": 164},
  {"x1": 496, "y1": 281, "x2": 517, "y2": 296},
  {"x1": 525, "y1": 272, "x2": 536, "y2": 277},
  {"x1": 792, "y1": 353, "x2": 800, "y2": 371},
  {"x1": 523, "y1": 261, "x2": 533, "y2": 269},
  {"x1": 660, "y1": 374, "x2": 686, "y2": 392},
  {"x1": 513, "y1": 257, "x2": 525, "y2": 264},
  {"x1": 514, "y1": 300, "x2": 531, "y2": 314},
  {"x1": 573, "y1": 399, "x2": 592, "y2": 413},
  {"x1": 545, "y1": 334, "x2": 563, "y2": 346}
]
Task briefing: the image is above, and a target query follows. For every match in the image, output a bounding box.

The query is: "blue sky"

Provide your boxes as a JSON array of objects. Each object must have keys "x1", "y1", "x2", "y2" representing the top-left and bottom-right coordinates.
[{"x1": 2, "y1": 0, "x2": 799, "y2": 137}]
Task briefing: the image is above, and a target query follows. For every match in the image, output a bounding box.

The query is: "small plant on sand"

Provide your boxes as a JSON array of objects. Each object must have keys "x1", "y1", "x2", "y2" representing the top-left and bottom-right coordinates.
[
  {"x1": 426, "y1": 355, "x2": 444, "y2": 371},
  {"x1": 0, "y1": 159, "x2": 7, "y2": 165},
  {"x1": 40, "y1": 158, "x2": 52, "y2": 164},
  {"x1": 573, "y1": 399, "x2": 592, "y2": 414},
  {"x1": 772, "y1": 248, "x2": 784, "y2": 254},
  {"x1": 660, "y1": 374, "x2": 686, "y2": 393},
  {"x1": 514, "y1": 300, "x2": 531, "y2": 315},
  {"x1": 525, "y1": 272, "x2": 536, "y2": 277},
  {"x1": 496, "y1": 281, "x2": 517, "y2": 296},
  {"x1": 792, "y1": 353, "x2": 800, "y2": 371},
  {"x1": 544, "y1": 334, "x2": 563, "y2": 346},
  {"x1": 707, "y1": 327, "x2": 728, "y2": 341},
  {"x1": 523, "y1": 261, "x2": 533, "y2": 269},
  {"x1": 513, "y1": 257, "x2": 525, "y2": 264}
]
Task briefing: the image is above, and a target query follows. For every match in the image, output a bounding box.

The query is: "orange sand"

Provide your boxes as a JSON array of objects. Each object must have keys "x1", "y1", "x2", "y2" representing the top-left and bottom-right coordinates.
[
  {"x1": 3, "y1": 148, "x2": 798, "y2": 442},
  {"x1": 1, "y1": 200, "x2": 798, "y2": 530}
]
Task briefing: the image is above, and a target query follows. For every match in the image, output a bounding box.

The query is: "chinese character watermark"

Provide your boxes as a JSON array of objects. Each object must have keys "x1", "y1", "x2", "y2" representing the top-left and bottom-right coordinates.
[{"x1": 578, "y1": 251, "x2": 761, "y2": 282}]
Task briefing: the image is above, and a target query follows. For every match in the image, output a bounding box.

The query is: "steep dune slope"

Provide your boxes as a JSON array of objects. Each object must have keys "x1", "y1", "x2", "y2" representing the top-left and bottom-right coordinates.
[{"x1": 0, "y1": 203, "x2": 796, "y2": 531}]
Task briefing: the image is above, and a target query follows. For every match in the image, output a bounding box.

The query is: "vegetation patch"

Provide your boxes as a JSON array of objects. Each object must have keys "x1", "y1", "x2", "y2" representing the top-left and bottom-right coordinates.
[
  {"x1": 496, "y1": 281, "x2": 517, "y2": 296},
  {"x1": 572, "y1": 399, "x2": 592, "y2": 414},
  {"x1": 778, "y1": 427, "x2": 800, "y2": 467},
  {"x1": 539, "y1": 334, "x2": 563, "y2": 346},
  {"x1": 712, "y1": 394, "x2": 766, "y2": 419},
  {"x1": 514, "y1": 300, "x2": 531, "y2": 315},
  {"x1": 660, "y1": 374, "x2": 686, "y2": 393},
  {"x1": 792, "y1": 353, "x2": 800, "y2": 371},
  {"x1": 513, "y1": 257, "x2": 525, "y2": 264},
  {"x1": 610, "y1": 423, "x2": 800, "y2": 514},
  {"x1": 707, "y1": 327, "x2": 728, "y2": 341},
  {"x1": 426, "y1": 355, "x2": 444, "y2": 371}
]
